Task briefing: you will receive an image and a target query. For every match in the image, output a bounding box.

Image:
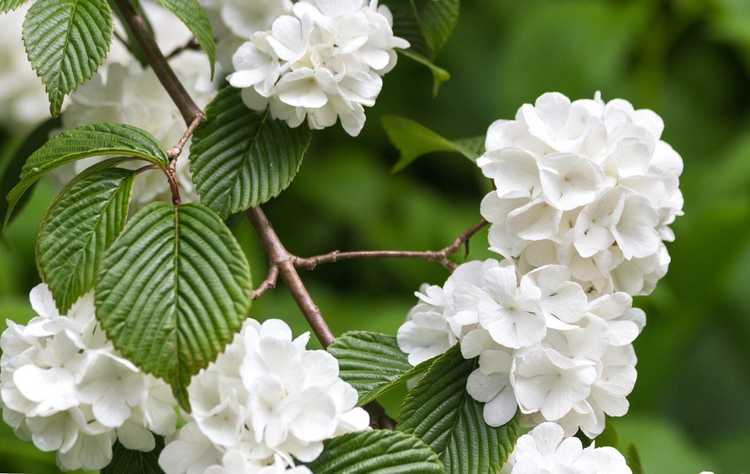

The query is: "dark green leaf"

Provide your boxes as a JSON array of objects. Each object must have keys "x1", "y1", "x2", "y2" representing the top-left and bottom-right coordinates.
[
  {"x1": 412, "y1": 0, "x2": 460, "y2": 55},
  {"x1": 329, "y1": 331, "x2": 430, "y2": 406},
  {"x1": 102, "y1": 437, "x2": 165, "y2": 474},
  {"x1": 0, "y1": 0, "x2": 28, "y2": 12},
  {"x1": 399, "y1": 346, "x2": 519, "y2": 474},
  {"x1": 37, "y1": 164, "x2": 134, "y2": 313},
  {"x1": 626, "y1": 444, "x2": 644, "y2": 474},
  {"x1": 156, "y1": 0, "x2": 215, "y2": 77},
  {"x1": 190, "y1": 87, "x2": 311, "y2": 218},
  {"x1": 308, "y1": 429, "x2": 445, "y2": 474},
  {"x1": 22, "y1": 0, "x2": 113, "y2": 116},
  {"x1": 383, "y1": 115, "x2": 483, "y2": 172},
  {"x1": 5, "y1": 122, "x2": 168, "y2": 227},
  {"x1": 96, "y1": 202, "x2": 253, "y2": 409}
]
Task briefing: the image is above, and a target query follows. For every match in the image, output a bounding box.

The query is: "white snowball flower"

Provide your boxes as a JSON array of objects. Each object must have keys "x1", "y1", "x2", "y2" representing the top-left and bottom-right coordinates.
[
  {"x1": 479, "y1": 92, "x2": 683, "y2": 296},
  {"x1": 502, "y1": 422, "x2": 631, "y2": 474},
  {"x1": 0, "y1": 284, "x2": 177, "y2": 471},
  {"x1": 228, "y1": 0, "x2": 409, "y2": 136},
  {"x1": 62, "y1": 51, "x2": 216, "y2": 207},
  {"x1": 0, "y1": 5, "x2": 49, "y2": 129},
  {"x1": 161, "y1": 318, "x2": 368, "y2": 473}
]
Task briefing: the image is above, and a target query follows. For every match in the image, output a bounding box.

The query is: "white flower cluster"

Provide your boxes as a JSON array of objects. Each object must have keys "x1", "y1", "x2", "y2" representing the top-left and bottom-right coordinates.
[
  {"x1": 159, "y1": 318, "x2": 369, "y2": 474},
  {"x1": 0, "y1": 5, "x2": 49, "y2": 129},
  {"x1": 0, "y1": 285, "x2": 176, "y2": 471},
  {"x1": 398, "y1": 259, "x2": 644, "y2": 437},
  {"x1": 62, "y1": 53, "x2": 216, "y2": 207},
  {"x1": 501, "y1": 422, "x2": 631, "y2": 474},
  {"x1": 478, "y1": 92, "x2": 683, "y2": 296},
  {"x1": 227, "y1": 0, "x2": 409, "y2": 136}
]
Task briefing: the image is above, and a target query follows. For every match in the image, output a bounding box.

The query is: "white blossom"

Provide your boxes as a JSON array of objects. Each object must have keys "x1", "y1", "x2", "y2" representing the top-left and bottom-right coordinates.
[
  {"x1": 501, "y1": 422, "x2": 631, "y2": 474},
  {"x1": 0, "y1": 284, "x2": 177, "y2": 471},
  {"x1": 478, "y1": 92, "x2": 683, "y2": 296},
  {"x1": 227, "y1": 0, "x2": 409, "y2": 136},
  {"x1": 398, "y1": 259, "x2": 644, "y2": 436},
  {"x1": 160, "y1": 318, "x2": 368, "y2": 474},
  {"x1": 0, "y1": 5, "x2": 49, "y2": 128}
]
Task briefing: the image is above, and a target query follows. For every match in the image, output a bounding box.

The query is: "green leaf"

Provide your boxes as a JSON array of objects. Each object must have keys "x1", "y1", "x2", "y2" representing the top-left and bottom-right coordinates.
[
  {"x1": 308, "y1": 430, "x2": 445, "y2": 474},
  {"x1": 190, "y1": 87, "x2": 311, "y2": 218},
  {"x1": 37, "y1": 164, "x2": 134, "y2": 313},
  {"x1": 0, "y1": 0, "x2": 28, "y2": 12},
  {"x1": 5, "y1": 123, "x2": 168, "y2": 227},
  {"x1": 22, "y1": 0, "x2": 113, "y2": 116},
  {"x1": 0, "y1": 117, "x2": 61, "y2": 226},
  {"x1": 626, "y1": 444, "x2": 644, "y2": 474},
  {"x1": 399, "y1": 346, "x2": 519, "y2": 474},
  {"x1": 412, "y1": 0, "x2": 460, "y2": 55},
  {"x1": 329, "y1": 331, "x2": 430, "y2": 406},
  {"x1": 95, "y1": 202, "x2": 253, "y2": 409},
  {"x1": 102, "y1": 437, "x2": 165, "y2": 474},
  {"x1": 383, "y1": 115, "x2": 483, "y2": 172},
  {"x1": 596, "y1": 421, "x2": 620, "y2": 448},
  {"x1": 156, "y1": 0, "x2": 215, "y2": 77},
  {"x1": 398, "y1": 49, "x2": 451, "y2": 96}
]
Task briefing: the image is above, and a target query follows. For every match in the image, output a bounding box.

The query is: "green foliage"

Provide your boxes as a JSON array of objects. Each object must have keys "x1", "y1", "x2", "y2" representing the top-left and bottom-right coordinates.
[
  {"x1": 399, "y1": 346, "x2": 519, "y2": 474},
  {"x1": 5, "y1": 123, "x2": 167, "y2": 226},
  {"x1": 626, "y1": 444, "x2": 644, "y2": 474},
  {"x1": 0, "y1": 0, "x2": 27, "y2": 12},
  {"x1": 0, "y1": 117, "x2": 61, "y2": 226},
  {"x1": 398, "y1": 49, "x2": 451, "y2": 96},
  {"x1": 95, "y1": 202, "x2": 253, "y2": 410},
  {"x1": 190, "y1": 87, "x2": 311, "y2": 218},
  {"x1": 329, "y1": 331, "x2": 429, "y2": 405},
  {"x1": 308, "y1": 429, "x2": 445, "y2": 474},
  {"x1": 22, "y1": 0, "x2": 113, "y2": 116},
  {"x1": 155, "y1": 0, "x2": 215, "y2": 77},
  {"x1": 102, "y1": 438, "x2": 165, "y2": 474},
  {"x1": 383, "y1": 115, "x2": 482, "y2": 172},
  {"x1": 37, "y1": 163, "x2": 133, "y2": 313}
]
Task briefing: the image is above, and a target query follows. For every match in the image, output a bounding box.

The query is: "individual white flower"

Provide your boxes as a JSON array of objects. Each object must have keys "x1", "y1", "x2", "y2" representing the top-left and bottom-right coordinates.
[
  {"x1": 479, "y1": 92, "x2": 683, "y2": 296},
  {"x1": 0, "y1": 284, "x2": 177, "y2": 471},
  {"x1": 61, "y1": 51, "x2": 216, "y2": 207},
  {"x1": 0, "y1": 5, "x2": 48, "y2": 129},
  {"x1": 502, "y1": 422, "x2": 631, "y2": 474},
  {"x1": 228, "y1": 0, "x2": 408, "y2": 136},
  {"x1": 163, "y1": 318, "x2": 368, "y2": 473}
]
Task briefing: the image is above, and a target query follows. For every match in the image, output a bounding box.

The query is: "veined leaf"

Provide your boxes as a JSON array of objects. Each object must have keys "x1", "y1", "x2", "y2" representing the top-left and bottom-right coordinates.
[
  {"x1": 22, "y1": 0, "x2": 113, "y2": 116},
  {"x1": 308, "y1": 430, "x2": 445, "y2": 474},
  {"x1": 102, "y1": 438, "x2": 165, "y2": 474},
  {"x1": 383, "y1": 115, "x2": 483, "y2": 172},
  {"x1": 399, "y1": 49, "x2": 451, "y2": 96},
  {"x1": 37, "y1": 163, "x2": 134, "y2": 313},
  {"x1": 399, "y1": 346, "x2": 519, "y2": 474},
  {"x1": 156, "y1": 0, "x2": 215, "y2": 77},
  {"x1": 0, "y1": 117, "x2": 61, "y2": 226},
  {"x1": 329, "y1": 331, "x2": 430, "y2": 406},
  {"x1": 5, "y1": 123, "x2": 168, "y2": 227},
  {"x1": 412, "y1": 0, "x2": 460, "y2": 55},
  {"x1": 0, "y1": 0, "x2": 28, "y2": 12},
  {"x1": 190, "y1": 87, "x2": 311, "y2": 218},
  {"x1": 95, "y1": 202, "x2": 253, "y2": 409}
]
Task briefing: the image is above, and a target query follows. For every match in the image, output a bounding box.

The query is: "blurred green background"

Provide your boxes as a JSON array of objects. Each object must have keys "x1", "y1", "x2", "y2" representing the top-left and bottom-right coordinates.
[{"x1": 2, "y1": 0, "x2": 750, "y2": 472}]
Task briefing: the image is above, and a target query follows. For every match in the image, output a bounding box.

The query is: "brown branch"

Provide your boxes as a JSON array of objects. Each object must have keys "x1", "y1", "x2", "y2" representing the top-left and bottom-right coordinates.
[
  {"x1": 166, "y1": 38, "x2": 200, "y2": 60},
  {"x1": 168, "y1": 113, "x2": 205, "y2": 160},
  {"x1": 251, "y1": 264, "x2": 279, "y2": 300},
  {"x1": 296, "y1": 219, "x2": 488, "y2": 272},
  {"x1": 114, "y1": 0, "x2": 203, "y2": 125}
]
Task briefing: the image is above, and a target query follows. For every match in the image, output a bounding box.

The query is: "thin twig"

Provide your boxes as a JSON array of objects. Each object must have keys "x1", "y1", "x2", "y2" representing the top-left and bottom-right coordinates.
[
  {"x1": 295, "y1": 219, "x2": 488, "y2": 272},
  {"x1": 166, "y1": 38, "x2": 200, "y2": 60},
  {"x1": 251, "y1": 265, "x2": 279, "y2": 300},
  {"x1": 113, "y1": 31, "x2": 139, "y2": 58},
  {"x1": 168, "y1": 113, "x2": 205, "y2": 160}
]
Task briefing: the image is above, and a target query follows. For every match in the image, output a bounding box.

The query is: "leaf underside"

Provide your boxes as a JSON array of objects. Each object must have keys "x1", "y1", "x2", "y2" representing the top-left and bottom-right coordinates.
[
  {"x1": 190, "y1": 87, "x2": 311, "y2": 219},
  {"x1": 95, "y1": 202, "x2": 253, "y2": 410},
  {"x1": 399, "y1": 346, "x2": 520, "y2": 474}
]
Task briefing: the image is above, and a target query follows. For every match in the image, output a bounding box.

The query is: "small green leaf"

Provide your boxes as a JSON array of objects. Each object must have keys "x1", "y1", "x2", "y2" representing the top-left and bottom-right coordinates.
[
  {"x1": 96, "y1": 202, "x2": 253, "y2": 409},
  {"x1": 37, "y1": 164, "x2": 134, "y2": 313},
  {"x1": 383, "y1": 115, "x2": 483, "y2": 173},
  {"x1": 596, "y1": 421, "x2": 620, "y2": 448},
  {"x1": 399, "y1": 346, "x2": 519, "y2": 474},
  {"x1": 0, "y1": 117, "x2": 61, "y2": 226},
  {"x1": 626, "y1": 444, "x2": 644, "y2": 474},
  {"x1": 102, "y1": 437, "x2": 165, "y2": 474},
  {"x1": 329, "y1": 331, "x2": 431, "y2": 406},
  {"x1": 23, "y1": 0, "x2": 113, "y2": 116},
  {"x1": 5, "y1": 123, "x2": 168, "y2": 227},
  {"x1": 190, "y1": 87, "x2": 311, "y2": 218},
  {"x1": 308, "y1": 430, "x2": 445, "y2": 474},
  {"x1": 0, "y1": 0, "x2": 28, "y2": 12},
  {"x1": 398, "y1": 49, "x2": 451, "y2": 96},
  {"x1": 156, "y1": 0, "x2": 215, "y2": 77}
]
